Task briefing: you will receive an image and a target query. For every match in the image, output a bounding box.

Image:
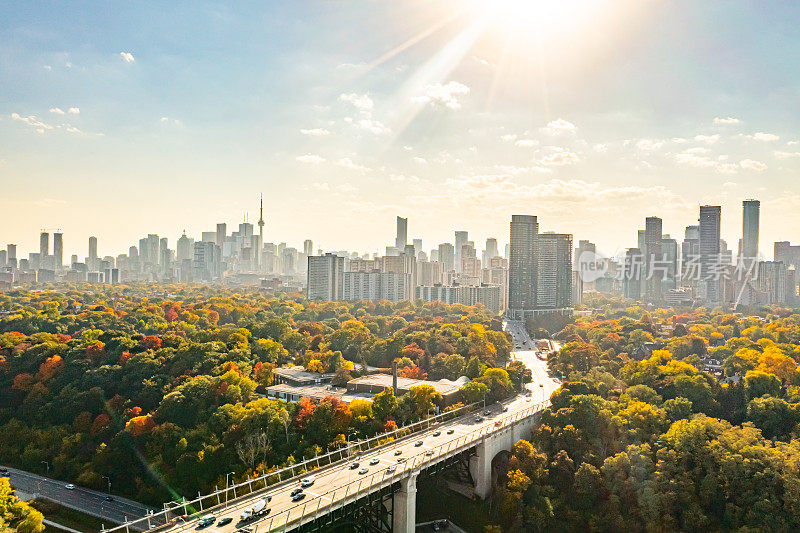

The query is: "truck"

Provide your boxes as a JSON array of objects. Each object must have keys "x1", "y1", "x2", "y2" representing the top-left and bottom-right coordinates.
[{"x1": 239, "y1": 498, "x2": 270, "y2": 522}]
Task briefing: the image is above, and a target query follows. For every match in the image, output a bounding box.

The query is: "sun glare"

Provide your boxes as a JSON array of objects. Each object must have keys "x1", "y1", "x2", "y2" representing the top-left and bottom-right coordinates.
[{"x1": 473, "y1": 0, "x2": 603, "y2": 35}]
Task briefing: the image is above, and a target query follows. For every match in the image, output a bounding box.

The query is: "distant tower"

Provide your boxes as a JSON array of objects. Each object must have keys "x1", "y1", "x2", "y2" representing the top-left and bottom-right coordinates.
[
  {"x1": 742, "y1": 199, "x2": 760, "y2": 261},
  {"x1": 258, "y1": 194, "x2": 265, "y2": 242},
  {"x1": 257, "y1": 194, "x2": 265, "y2": 270},
  {"x1": 53, "y1": 232, "x2": 63, "y2": 270}
]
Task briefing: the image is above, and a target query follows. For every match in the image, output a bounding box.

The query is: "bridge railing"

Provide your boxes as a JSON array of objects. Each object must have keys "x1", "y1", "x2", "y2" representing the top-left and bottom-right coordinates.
[
  {"x1": 102, "y1": 401, "x2": 485, "y2": 532},
  {"x1": 236, "y1": 400, "x2": 551, "y2": 533}
]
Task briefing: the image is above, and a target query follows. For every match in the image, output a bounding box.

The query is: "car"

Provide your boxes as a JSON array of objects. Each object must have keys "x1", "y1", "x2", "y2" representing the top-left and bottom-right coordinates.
[
  {"x1": 432, "y1": 431, "x2": 441, "y2": 437},
  {"x1": 349, "y1": 462, "x2": 360, "y2": 469},
  {"x1": 494, "y1": 420, "x2": 502, "y2": 427},
  {"x1": 386, "y1": 466, "x2": 397, "y2": 473},
  {"x1": 104, "y1": 496, "x2": 114, "y2": 502},
  {"x1": 0, "y1": 467, "x2": 7, "y2": 473},
  {"x1": 539, "y1": 383, "x2": 544, "y2": 387},
  {"x1": 414, "y1": 440, "x2": 423, "y2": 447},
  {"x1": 218, "y1": 517, "x2": 233, "y2": 526},
  {"x1": 446, "y1": 429, "x2": 455, "y2": 435},
  {"x1": 198, "y1": 515, "x2": 216, "y2": 527},
  {"x1": 394, "y1": 450, "x2": 403, "y2": 456},
  {"x1": 290, "y1": 488, "x2": 303, "y2": 497},
  {"x1": 397, "y1": 457, "x2": 407, "y2": 463},
  {"x1": 358, "y1": 467, "x2": 369, "y2": 475},
  {"x1": 369, "y1": 458, "x2": 380, "y2": 466},
  {"x1": 483, "y1": 410, "x2": 491, "y2": 416},
  {"x1": 502, "y1": 406, "x2": 508, "y2": 412},
  {"x1": 300, "y1": 476, "x2": 316, "y2": 488},
  {"x1": 65, "y1": 484, "x2": 76, "y2": 490},
  {"x1": 474, "y1": 416, "x2": 483, "y2": 422},
  {"x1": 425, "y1": 450, "x2": 434, "y2": 456},
  {"x1": 292, "y1": 492, "x2": 306, "y2": 502}
]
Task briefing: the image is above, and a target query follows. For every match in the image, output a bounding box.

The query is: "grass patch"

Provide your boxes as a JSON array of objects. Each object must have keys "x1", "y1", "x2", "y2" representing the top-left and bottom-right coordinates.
[{"x1": 30, "y1": 499, "x2": 108, "y2": 533}]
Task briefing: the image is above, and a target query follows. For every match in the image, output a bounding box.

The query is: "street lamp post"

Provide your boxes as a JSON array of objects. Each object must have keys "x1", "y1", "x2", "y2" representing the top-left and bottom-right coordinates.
[
  {"x1": 102, "y1": 476, "x2": 112, "y2": 496},
  {"x1": 40, "y1": 461, "x2": 49, "y2": 476},
  {"x1": 225, "y1": 472, "x2": 235, "y2": 507}
]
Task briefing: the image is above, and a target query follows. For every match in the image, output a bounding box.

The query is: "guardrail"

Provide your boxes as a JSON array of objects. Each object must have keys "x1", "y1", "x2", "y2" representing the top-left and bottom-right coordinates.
[
  {"x1": 103, "y1": 401, "x2": 485, "y2": 532},
  {"x1": 253, "y1": 400, "x2": 550, "y2": 533}
]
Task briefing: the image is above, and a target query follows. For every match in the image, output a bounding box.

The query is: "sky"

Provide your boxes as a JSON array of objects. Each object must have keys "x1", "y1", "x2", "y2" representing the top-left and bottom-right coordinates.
[{"x1": 1, "y1": 0, "x2": 800, "y2": 261}]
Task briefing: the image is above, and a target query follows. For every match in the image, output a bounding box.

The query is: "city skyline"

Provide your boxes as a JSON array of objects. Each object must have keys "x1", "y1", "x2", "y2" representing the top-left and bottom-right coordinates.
[{"x1": 3, "y1": 2, "x2": 800, "y2": 255}]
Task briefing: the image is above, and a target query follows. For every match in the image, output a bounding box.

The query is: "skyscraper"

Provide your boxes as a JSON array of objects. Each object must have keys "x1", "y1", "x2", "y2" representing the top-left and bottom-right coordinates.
[
  {"x1": 438, "y1": 243, "x2": 455, "y2": 272},
  {"x1": 88, "y1": 236, "x2": 98, "y2": 270},
  {"x1": 395, "y1": 216, "x2": 408, "y2": 252},
  {"x1": 742, "y1": 199, "x2": 760, "y2": 260},
  {"x1": 536, "y1": 233, "x2": 573, "y2": 309},
  {"x1": 483, "y1": 238, "x2": 499, "y2": 265},
  {"x1": 699, "y1": 205, "x2": 722, "y2": 303},
  {"x1": 644, "y1": 216, "x2": 663, "y2": 300},
  {"x1": 216, "y1": 223, "x2": 227, "y2": 248},
  {"x1": 454, "y1": 231, "x2": 468, "y2": 273},
  {"x1": 303, "y1": 239, "x2": 314, "y2": 257},
  {"x1": 40, "y1": 232, "x2": 49, "y2": 257},
  {"x1": 53, "y1": 232, "x2": 63, "y2": 270},
  {"x1": 508, "y1": 215, "x2": 538, "y2": 317}
]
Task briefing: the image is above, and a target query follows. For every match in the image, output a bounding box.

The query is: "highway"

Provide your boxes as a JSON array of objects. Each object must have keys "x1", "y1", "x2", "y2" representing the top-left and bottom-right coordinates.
[
  {"x1": 2, "y1": 466, "x2": 157, "y2": 528},
  {"x1": 132, "y1": 319, "x2": 558, "y2": 533}
]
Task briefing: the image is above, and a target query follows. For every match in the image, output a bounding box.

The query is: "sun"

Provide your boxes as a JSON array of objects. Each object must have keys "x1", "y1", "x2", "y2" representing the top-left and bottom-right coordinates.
[{"x1": 471, "y1": 0, "x2": 603, "y2": 36}]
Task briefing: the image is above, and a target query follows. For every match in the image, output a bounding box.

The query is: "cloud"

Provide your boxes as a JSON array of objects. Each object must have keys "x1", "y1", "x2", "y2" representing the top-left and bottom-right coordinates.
[
  {"x1": 694, "y1": 134, "x2": 720, "y2": 144},
  {"x1": 739, "y1": 159, "x2": 767, "y2": 172},
  {"x1": 120, "y1": 52, "x2": 135, "y2": 63},
  {"x1": 747, "y1": 132, "x2": 779, "y2": 142},
  {"x1": 714, "y1": 117, "x2": 740, "y2": 125},
  {"x1": 68, "y1": 107, "x2": 80, "y2": 114},
  {"x1": 34, "y1": 198, "x2": 67, "y2": 207},
  {"x1": 49, "y1": 107, "x2": 65, "y2": 115},
  {"x1": 310, "y1": 182, "x2": 330, "y2": 191},
  {"x1": 774, "y1": 151, "x2": 800, "y2": 159},
  {"x1": 43, "y1": 65, "x2": 52, "y2": 71},
  {"x1": 541, "y1": 119, "x2": 577, "y2": 136},
  {"x1": 636, "y1": 139, "x2": 664, "y2": 151},
  {"x1": 10, "y1": 113, "x2": 53, "y2": 132},
  {"x1": 538, "y1": 148, "x2": 579, "y2": 166},
  {"x1": 300, "y1": 128, "x2": 331, "y2": 136},
  {"x1": 514, "y1": 139, "x2": 538, "y2": 148},
  {"x1": 65, "y1": 126, "x2": 83, "y2": 134},
  {"x1": 390, "y1": 174, "x2": 420, "y2": 183},
  {"x1": 413, "y1": 157, "x2": 428, "y2": 164},
  {"x1": 411, "y1": 81, "x2": 470, "y2": 110},
  {"x1": 296, "y1": 154, "x2": 326, "y2": 165},
  {"x1": 336, "y1": 158, "x2": 370, "y2": 172},
  {"x1": 356, "y1": 119, "x2": 390, "y2": 135},
  {"x1": 500, "y1": 134, "x2": 517, "y2": 142},
  {"x1": 339, "y1": 93, "x2": 374, "y2": 113},
  {"x1": 675, "y1": 148, "x2": 738, "y2": 173}
]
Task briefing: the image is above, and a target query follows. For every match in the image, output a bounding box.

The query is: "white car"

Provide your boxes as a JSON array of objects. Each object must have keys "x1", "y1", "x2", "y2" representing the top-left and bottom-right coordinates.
[
  {"x1": 369, "y1": 458, "x2": 380, "y2": 466},
  {"x1": 300, "y1": 476, "x2": 315, "y2": 488},
  {"x1": 65, "y1": 484, "x2": 76, "y2": 490}
]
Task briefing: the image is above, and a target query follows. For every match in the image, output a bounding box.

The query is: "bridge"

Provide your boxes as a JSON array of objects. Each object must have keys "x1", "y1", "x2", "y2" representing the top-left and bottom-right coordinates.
[{"x1": 105, "y1": 321, "x2": 557, "y2": 533}]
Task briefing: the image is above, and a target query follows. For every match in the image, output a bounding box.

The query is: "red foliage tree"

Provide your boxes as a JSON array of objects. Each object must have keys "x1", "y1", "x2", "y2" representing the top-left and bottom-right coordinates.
[
  {"x1": 142, "y1": 335, "x2": 162, "y2": 350},
  {"x1": 400, "y1": 364, "x2": 427, "y2": 380}
]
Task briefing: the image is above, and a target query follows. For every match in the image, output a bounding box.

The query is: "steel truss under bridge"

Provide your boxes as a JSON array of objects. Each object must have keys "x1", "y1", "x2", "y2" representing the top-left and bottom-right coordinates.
[{"x1": 291, "y1": 483, "x2": 395, "y2": 533}]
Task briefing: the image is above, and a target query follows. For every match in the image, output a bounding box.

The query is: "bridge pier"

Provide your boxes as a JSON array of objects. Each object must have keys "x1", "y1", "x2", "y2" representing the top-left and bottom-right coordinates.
[
  {"x1": 469, "y1": 440, "x2": 492, "y2": 500},
  {"x1": 392, "y1": 472, "x2": 418, "y2": 533}
]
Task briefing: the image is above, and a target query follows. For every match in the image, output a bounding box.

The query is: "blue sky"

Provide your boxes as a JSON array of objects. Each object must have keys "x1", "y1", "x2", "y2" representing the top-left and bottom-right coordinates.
[{"x1": 2, "y1": 1, "x2": 800, "y2": 259}]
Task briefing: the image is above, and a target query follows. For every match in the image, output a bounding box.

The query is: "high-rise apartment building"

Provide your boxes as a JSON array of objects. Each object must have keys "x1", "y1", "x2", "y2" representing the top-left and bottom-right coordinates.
[
  {"x1": 454, "y1": 231, "x2": 468, "y2": 273},
  {"x1": 177, "y1": 232, "x2": 194, "y2": 262},
  {"x1": 303, "y1": 239, "x2": 314, "y2": 257},
  {"x1": 307, "y1": 253, "x2": 345, "y2": 301},
  {"x1": 757, "y1": 261, "x2": 787, "y2": 305},
  {"x1": 508, "y1": 215, "x2": 538, "y2": 318},
  {"x1": 699, "y1": 205, "x2": 722, "y2": 303},
  {"x1": 40, "y1": 232, "x2": 49, "y2": 257},
  {"x1": 53, "y1": 232, "x2": 63, "y2": 270},
  {"x1": 536, "y1": 233, "x2": 573, "y2": 309},
  {"x1": 742, "y1": 199, "x2": 760, "y2": 260}
]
